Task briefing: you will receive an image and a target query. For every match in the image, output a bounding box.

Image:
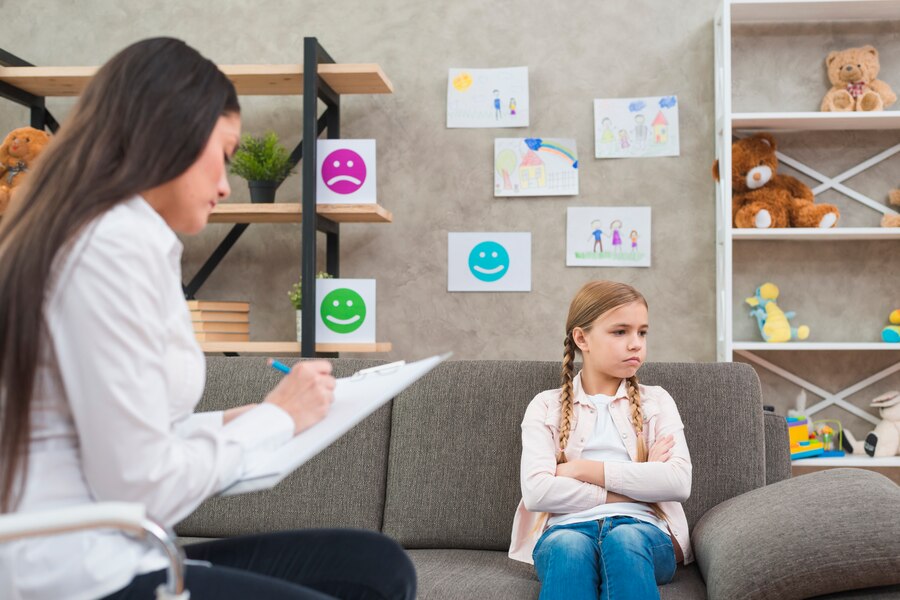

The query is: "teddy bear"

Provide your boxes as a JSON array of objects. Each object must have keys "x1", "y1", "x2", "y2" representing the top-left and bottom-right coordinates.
[
  {"x1": 821, "y1": 45, "x2": 896, "y2": 112},
  {"x1": 842, "y1": 391, "x2": 900, "y2": 458},
  {"x1": 880, "y1": 188, "x2": 900, "y2": 227},
  {"x1": 0, "y1": 126, "x2": 51, "y2": 214},
  {"x1": 713, "y1": 133, "x2": 840, "y2": 228}
]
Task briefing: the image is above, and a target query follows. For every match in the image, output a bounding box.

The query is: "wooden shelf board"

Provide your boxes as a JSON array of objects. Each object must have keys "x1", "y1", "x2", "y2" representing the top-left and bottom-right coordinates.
[
  {"x1": 731, "y1": 111, "x2": 900, "y2": 131},
  {"x1": 792, "y1": 455, "x2": 900, "y2": 467},
  {"x1": 207, "y1": 203, "x2": 393, "y2": 224},
  {"x1": 200, "y1": 341, "x2": 392, "y2": 354},
  {"x1": 0, "y1": 63, "x2": 393, "y2": 97},
  {"x1": 731, "y1": 227, "x2": 900, "y2": 240},
  {"x1": 730, "y1": 0, "x2": 900, "y2": 23},
  {"x1": 734, "y1": 342, "x2": 900, "y2": 351}
]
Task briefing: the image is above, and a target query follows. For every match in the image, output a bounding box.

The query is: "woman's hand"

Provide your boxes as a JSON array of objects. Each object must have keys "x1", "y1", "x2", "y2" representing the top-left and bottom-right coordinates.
[
  {"x1": 648, "y1": 434, "x2": 675, "y2": 462},
  {"x1": 263, "y1": 359, "x2": 336, "y2": 434}
]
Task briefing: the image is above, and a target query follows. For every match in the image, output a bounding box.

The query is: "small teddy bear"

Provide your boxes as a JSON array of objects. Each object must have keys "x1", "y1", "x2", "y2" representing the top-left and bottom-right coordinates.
[
  {"x1": 713, "y1": 133, "x2": 840, "y2": 228},
  {"x1": 821, "y1": 45, "x2": 897, "y2": 112},
  {"x1": 0, "y1": 126, "x2": 51, "y2": 214}
]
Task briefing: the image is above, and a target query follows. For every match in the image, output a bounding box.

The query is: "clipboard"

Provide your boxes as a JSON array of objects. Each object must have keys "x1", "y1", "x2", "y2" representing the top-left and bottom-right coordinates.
[{"x1": 219, "y1": 352, "x2": 451, "y2": 496}]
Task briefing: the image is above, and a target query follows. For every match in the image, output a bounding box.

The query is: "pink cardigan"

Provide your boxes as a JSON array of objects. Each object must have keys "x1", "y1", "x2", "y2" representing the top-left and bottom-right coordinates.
[{"x1": 508, "y1": 372, "x2": 693, "y2": 565}]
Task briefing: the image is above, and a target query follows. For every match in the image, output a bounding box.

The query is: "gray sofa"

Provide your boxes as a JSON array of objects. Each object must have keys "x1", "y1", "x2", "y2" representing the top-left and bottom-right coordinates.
[{"x1": 176, "y1": 358, "x2": 900, "y2": 599}]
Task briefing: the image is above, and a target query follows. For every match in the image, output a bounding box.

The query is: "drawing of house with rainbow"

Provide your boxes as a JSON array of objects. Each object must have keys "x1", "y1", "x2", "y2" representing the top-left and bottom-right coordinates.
[
  {"x1": 519, "y1": 150, "x2": 546, "y2": 189},
  {"x1": 652, "y1": 111, "x2": 668, "y2": 144}
]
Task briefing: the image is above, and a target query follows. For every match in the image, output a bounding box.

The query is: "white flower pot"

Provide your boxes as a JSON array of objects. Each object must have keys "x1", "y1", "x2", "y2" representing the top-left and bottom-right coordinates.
[{"x1": 295, "y1": 309, "x2": 302, "y2": 342}]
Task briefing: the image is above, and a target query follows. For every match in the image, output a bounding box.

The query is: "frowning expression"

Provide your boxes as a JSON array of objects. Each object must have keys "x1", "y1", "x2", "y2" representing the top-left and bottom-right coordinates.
[{"x1": 321, "y1": 149, "x2": 367, "y2": 195}]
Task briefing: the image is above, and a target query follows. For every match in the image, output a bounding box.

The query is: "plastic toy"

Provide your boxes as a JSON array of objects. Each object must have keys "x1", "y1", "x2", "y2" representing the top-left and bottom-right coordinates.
[
  {"x1": 746, "y1": 283, "x2": 810, "y2": 343},
  {"x1": 812, "y1": 420, "x2": 846, "y2": 458},
  {"x1": 788, "y1": 416, "x2": 824, "y2": 459},
  {"x1": 882, "y1": 309, "x2": 900, "y2": 342}
]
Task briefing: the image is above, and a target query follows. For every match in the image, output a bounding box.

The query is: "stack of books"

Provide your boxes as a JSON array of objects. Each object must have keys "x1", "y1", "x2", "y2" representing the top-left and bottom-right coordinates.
[{"x1": 187, "y1": 300, "x2": 250, "y2": 342}]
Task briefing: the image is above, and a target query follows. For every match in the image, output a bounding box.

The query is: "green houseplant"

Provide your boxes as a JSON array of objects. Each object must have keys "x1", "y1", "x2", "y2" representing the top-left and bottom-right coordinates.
[
  {"x1": 289, "y1": 271, "x2": 333, "y2": 342},
  {"x1": 229, "y1": 131, "x2": 294, "y2": 203}
]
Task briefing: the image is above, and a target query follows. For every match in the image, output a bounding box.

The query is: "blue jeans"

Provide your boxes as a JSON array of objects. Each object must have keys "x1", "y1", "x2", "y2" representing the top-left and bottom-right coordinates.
[{"x1": 532, "y1": 516, "x2": 676, "y2": 600}]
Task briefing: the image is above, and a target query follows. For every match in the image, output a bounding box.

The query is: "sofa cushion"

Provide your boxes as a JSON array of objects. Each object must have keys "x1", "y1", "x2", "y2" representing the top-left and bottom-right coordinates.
[
  {"x1": 176, "y1": 357, "x2": 390, "y2": 537},
  {"x1": 692, "y1": 468, "x2": 900, "y2": 600},
  {"x1": 764, "y1": 411, "x2": 791, "y2": 485},
  {"x1": 408, "y1": 549, "x2": 707, "y2": 600},
  {"x1": 382, "y1": 360, "x2": 766, "y2": 549}
]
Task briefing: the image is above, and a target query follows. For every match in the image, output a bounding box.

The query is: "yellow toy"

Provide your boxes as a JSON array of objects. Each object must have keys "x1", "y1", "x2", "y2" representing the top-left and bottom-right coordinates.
[
  {"x1": 787, "y1": 416, "x2": 824, "y2": 459},
  {"x1": 882, "y1": 309, "x2": 900, "y2": 342},
  {"x1": 746, "y1": 283, "x2": 810, "y2": 343}
]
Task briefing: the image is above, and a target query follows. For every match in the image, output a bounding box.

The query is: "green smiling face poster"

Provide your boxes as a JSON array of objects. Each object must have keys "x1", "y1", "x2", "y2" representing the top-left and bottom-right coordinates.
[{"x1": 316, "y1": 279, "x2": 376, "y2": 343}]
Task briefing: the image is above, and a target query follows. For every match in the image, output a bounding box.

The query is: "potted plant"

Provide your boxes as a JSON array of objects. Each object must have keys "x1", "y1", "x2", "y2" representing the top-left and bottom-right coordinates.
[
  {"x1": 289, "y1": 271, "x2": 333, "y2": 342},
  {"x1": 229, "y1": 131, "x2": 294, "y2": 203}
]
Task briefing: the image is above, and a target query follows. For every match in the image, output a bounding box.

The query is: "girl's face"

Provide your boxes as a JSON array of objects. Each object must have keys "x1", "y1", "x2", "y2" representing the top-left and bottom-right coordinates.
[
  {"x1": 143, "y1": 113, "x2": 241, "y2": 234},
  {"x1": 573, "y1": 301, "x2": 648, "y2": 381}
]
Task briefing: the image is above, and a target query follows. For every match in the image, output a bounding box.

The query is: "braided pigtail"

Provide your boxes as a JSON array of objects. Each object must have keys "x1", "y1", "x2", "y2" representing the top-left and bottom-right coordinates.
[
  {"x1": 626, "y1": 376, "x2": 648, "y2": 461},
  {"x1": 627, "y1": 374, "x2": 668, "y2": 523},
  {"x1": 557, "y1": 334, "x2": 576, "y2": 463}
]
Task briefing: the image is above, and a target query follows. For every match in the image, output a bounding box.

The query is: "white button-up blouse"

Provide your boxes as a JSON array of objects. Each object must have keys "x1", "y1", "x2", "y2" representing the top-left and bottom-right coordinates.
[{"x1": 0, "y1": 196, "x2": 295, "y2": 600}]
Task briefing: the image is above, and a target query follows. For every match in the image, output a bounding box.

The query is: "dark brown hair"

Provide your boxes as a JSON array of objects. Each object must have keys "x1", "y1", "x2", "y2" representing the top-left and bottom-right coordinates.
[{"x1": 0, "y1": 37, "x2": 240, "y2": 512}]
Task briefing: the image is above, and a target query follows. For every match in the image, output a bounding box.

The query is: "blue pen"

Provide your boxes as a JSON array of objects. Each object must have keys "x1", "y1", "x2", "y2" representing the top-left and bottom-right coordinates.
[{"x1": 269, "y1": 359, "x2": 291, "y2": 374}]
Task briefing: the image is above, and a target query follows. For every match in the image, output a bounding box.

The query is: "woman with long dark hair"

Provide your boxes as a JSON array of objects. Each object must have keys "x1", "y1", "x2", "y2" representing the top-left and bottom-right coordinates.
[{"x1": 0, "y1": 38, "x2": 415, "y2": 600}]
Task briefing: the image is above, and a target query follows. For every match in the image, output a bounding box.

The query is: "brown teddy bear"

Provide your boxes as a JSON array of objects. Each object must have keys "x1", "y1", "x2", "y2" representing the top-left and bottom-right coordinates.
[
  {"x1": 880, "y1": 188, "x2": 900, "y2": 227},
  {"x1": 713, "y1": 133, "x2": 840, "y2": 229},
  {"x1": 0, "y1": 126, "x2": 51, "y2": 214},
  {"x1": 821, "y1": 45, "x2": 896, "y2": 112}
]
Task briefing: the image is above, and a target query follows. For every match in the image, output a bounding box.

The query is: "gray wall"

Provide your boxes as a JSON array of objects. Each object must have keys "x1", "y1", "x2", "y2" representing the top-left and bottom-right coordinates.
[{"x1": 2, "y1": 1, "x2": 898, "y2": 439}]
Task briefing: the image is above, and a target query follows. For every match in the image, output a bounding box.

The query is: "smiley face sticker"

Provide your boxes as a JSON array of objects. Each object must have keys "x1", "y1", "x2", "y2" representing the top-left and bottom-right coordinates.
[
  {"x1": 468, "y1": 241, "x2": 510, "y2": 282},
  {"x1": 320, "y1": 288, "x2": 367, "y2": 334},
  {"x1": 321, "y1": 149, "x2": 367, "y2": 195},
  {"x1": 448, "y1": 233, "x2": 531, "y2": 292}
]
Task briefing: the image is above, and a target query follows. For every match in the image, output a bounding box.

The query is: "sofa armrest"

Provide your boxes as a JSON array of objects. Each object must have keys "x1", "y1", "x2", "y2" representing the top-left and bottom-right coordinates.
[
  {"x1": 764, "y1": 412, "x2": 791, "y2": 485},
  {"x1": 692, "y1": 469, "x2": 900, "y2": 600}
]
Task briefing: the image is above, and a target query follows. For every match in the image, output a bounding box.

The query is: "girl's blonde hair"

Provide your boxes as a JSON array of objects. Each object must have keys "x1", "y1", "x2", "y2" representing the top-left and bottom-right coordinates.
[
  {"x1": 558, "y1": 280, "x2": 648, "y2": 462},
  {"x1": 541, "y1": 280, "x2": 666, "y2": 527}
]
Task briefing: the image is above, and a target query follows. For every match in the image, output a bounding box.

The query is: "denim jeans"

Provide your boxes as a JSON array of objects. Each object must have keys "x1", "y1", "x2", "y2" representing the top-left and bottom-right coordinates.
[{"x1": 532, "y1": 516, "x2": 677, "y2": 600}]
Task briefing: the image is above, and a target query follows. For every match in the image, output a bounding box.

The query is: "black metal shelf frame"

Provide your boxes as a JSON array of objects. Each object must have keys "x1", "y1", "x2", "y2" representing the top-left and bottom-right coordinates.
[{"x1": 0, "y1": 38, "x2": 343, "y2": 357}]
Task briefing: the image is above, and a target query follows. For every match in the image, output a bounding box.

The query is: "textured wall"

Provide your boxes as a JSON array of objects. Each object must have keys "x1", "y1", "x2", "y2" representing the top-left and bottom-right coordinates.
[
  {"x1": 2, "y1": 1, "x2": 898, "y2": 439},
  {"x1": 0, "y1": 0, "x2": 719, "y2": 364}
]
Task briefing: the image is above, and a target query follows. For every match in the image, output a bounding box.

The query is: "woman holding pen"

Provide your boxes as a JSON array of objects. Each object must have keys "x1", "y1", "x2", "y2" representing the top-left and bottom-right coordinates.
[{"x1": 0, "y1": 38, "x2": 415, "y2": 600}]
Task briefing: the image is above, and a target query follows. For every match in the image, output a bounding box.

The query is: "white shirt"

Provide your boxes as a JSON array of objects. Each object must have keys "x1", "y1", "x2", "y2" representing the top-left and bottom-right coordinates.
[
  {"x1": 0, "y1": 196, "x2": 295, "y2": 600},
  {"x1": 548, "y1": 381, "x2": 668, "y2": 532}
]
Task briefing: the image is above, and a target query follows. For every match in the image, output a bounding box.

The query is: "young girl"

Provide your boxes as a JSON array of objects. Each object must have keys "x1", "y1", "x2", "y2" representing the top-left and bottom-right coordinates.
[{"x1": 509, "y1": 280, "x2": 692, "y2": 599}]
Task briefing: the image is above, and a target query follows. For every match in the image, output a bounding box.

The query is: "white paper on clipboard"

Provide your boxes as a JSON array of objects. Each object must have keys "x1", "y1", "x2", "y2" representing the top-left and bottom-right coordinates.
[{"x1": 219, "y1": 352, "x2": 451, "y2": 496}]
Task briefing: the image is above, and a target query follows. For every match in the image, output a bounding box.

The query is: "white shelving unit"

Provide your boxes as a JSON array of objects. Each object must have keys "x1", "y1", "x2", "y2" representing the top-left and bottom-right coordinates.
[
  {"x1": 794, "y1": 454, "x2": 900, "y2": 467},
  {"x1": 714, "y1": 0, "x2": 900, "y2": 464}
]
